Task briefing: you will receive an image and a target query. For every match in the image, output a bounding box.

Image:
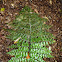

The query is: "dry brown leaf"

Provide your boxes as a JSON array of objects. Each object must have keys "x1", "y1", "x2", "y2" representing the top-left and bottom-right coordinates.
[
  {"x1": 26, "y1": 52, "x2": 30, "y2": 59},
  {"x1": 14, "y1": 37, "x2": 21, "y2": 44},
  {"x1": 34, "y1": 9, "x2": 39, "y2": 14}
]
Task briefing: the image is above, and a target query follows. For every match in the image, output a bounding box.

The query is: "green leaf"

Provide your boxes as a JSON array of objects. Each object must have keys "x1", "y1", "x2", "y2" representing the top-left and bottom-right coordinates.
[{"x1": 1, "y1": 8, "x2": 5, "y2": 11}]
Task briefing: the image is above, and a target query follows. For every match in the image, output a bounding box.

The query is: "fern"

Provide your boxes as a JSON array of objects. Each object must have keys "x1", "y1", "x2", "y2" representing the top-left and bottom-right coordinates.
[{"x1": 6, "y1": 6, "x2": 55, "y2": 62}]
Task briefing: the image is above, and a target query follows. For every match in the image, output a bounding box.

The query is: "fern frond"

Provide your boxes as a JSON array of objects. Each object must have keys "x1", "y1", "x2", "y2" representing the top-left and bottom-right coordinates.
[{"x1": 6, "y1": 6, "x2": 55, "y2": 62}]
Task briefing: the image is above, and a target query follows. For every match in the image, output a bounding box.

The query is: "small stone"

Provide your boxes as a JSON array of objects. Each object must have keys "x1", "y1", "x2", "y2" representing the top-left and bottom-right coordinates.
[
  {"x1": 55, "y1": 60, "x2": 57, "y2": 62},
  {"x1": 11, "y1": 3, "x2": 14, "y2": 8},
  {"x1": 49, "y1": 0, "x2": 52, "y2": 5},
  {"x1": 0, "y1": 59, "x2": 2, "y2": 62}
]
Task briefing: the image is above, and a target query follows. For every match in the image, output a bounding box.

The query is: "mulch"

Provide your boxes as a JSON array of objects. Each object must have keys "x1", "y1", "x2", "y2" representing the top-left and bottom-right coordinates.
[{"x1": 0, "y1": 0, "x2": 62, "y2": 62}]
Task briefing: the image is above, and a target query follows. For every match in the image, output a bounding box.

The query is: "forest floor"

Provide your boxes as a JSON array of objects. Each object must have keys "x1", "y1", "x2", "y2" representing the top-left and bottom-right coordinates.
[{"x1": 0, "y1": 0, "x2": 62, "y2": 62}]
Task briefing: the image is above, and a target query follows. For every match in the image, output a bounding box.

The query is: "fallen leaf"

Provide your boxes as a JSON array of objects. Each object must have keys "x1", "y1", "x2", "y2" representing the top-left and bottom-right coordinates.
[
  {"x1": 42, "y1": 16, "x2": 49, "y2": 20},
  {"x1": 1, "y1": 8, "x2": 5, "y2": 12},
  {"x1": 34, "y1": 9, "x2": 39, "y2": 14},
  {"x1": 53, "y1": 40, "x2": 56, "y2": 43},
  {"x1": 14, "y1": 37, "x2": 21, "y2": 44},
  {"x1": 26, "y1": 52, "x2": 30, "y2": 59}
]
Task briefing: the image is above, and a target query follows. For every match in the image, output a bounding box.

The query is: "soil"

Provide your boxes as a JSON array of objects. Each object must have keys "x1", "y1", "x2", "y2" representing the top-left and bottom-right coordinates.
[{"x1": 0, "y1": 0, "x2": 62, "y2": 62}]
